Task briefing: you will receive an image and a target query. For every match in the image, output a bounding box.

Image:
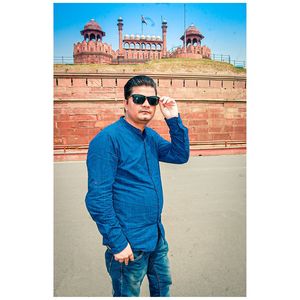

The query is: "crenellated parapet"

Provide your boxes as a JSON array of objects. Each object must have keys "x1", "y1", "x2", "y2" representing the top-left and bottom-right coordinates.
[
  {"x1": 73, "y1": 40, "x2": 115, "y2": 64},
  {"x1": 169, "y1": 44, "x2": 211, "y2": 59}
]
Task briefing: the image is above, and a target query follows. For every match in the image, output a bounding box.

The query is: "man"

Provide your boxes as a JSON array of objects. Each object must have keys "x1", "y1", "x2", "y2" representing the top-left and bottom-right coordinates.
[{"x1": 85, "y1": 75, "x2": 189, "y2": 297}]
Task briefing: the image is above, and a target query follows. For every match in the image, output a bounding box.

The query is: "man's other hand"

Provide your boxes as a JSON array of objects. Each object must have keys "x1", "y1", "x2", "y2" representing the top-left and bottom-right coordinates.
[
  {"x1": 159, "y1": 96, "x2": 179, "y2": 119},
  {"x1": 114, "y1": 243, "x2": 134, "y2": 265}
]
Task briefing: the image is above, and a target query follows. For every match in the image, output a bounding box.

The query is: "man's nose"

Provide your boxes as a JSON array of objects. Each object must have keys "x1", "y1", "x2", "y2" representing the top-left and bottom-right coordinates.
[{"x1": 142, "y1": 98, "x2": 150, "y2": 107}]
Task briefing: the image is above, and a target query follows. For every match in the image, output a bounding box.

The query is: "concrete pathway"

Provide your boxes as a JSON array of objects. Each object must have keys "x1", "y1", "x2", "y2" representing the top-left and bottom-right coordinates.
[{"x1": 54, "y1": 155, "x2": 246, "y2": 296}]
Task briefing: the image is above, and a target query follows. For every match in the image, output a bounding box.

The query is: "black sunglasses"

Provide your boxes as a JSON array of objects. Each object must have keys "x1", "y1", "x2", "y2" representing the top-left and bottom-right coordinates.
[{"x1": 131, "y1": 94, "x2": 160, "y2": 106}]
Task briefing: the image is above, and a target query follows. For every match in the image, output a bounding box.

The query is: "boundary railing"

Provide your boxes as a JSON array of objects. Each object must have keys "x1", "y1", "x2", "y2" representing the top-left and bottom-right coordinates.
[{"x1": 54, "y1": 54, "x2": 246, "y2": 68}]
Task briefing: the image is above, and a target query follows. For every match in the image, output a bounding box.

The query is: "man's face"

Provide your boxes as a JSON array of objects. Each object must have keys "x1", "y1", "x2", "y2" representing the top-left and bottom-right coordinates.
[{"x1": 124, "y1": 85, "x2": 157, "y2": 125}]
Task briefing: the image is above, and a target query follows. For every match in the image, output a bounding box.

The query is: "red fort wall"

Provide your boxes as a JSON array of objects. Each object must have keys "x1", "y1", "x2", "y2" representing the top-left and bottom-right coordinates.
[{"x1": 54, "y1": 73, "x2": 246, "y2": 161}]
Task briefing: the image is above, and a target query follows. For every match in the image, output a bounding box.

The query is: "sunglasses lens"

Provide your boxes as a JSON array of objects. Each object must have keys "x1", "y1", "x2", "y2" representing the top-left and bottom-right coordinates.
[
  {"x1": 132, "y1": 94, "x2": 146, "y2": 104},
  {"x1": 131, "y1": 94, "x2": 159, "y2": 106},
  {"x1": 147, "y1": 96, "x2": 159, "y2": 106}
]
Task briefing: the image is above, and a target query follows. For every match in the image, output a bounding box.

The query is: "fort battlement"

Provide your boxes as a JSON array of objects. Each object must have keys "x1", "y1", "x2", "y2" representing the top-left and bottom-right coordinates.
[
  {"x1": 72, "y1": 18, "x2": 212, "y2": 64},
  {"x1": 54, "y1": 72, "x2": 246, "y2": 161},
  {"x1": 73, "y1": 40, "x2": 116, "y2": 64}
]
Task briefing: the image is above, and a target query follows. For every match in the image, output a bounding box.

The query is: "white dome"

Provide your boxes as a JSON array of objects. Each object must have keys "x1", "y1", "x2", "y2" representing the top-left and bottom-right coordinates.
[
  {"x1": 124, "y1": 34, "x2": 129, "y2": 38},
  {"x1": 156, "y1": 36, "x2": 161, "y2": 40},
  {"x1": 130, "y1": 34, "x2": 135, "y2": 39},
  {"x1": 151, "y1": 35, "x2": 156, "y2": 40},
  {"x1": 146, "y1": 35, "x2": 151, "y2": 40},
  {"x1": 135, "y1": 35, "x2": 140, "y2": 39},
  {"x1": 140, "y1": 35, "x2": 145, "y2": 39}
]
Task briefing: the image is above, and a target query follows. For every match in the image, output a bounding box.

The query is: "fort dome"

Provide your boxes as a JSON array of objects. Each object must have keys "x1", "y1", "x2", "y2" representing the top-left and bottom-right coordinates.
[
  {"x1": 80, "y1": 19, "x2": 106, "y2": 41},
  {"x1": 181, "y1": 23, "x2": 204, "y2": 42},
  {"x1": 83, "y1": 19, "x2": 102, "y2": 31},
  {"x1": 185, "y1": 24, "x2": 201, "y2": 35}
]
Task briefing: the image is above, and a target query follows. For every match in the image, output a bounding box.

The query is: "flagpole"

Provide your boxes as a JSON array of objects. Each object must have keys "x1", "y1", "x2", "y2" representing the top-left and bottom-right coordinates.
[{"x1": 184, "y1": 4, "x2": 186, "y2": 56}]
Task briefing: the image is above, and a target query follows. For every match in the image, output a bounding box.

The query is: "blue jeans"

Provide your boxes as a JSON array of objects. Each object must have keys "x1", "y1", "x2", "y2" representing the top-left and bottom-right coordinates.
[{"x1": 104, "y1": 233, "x2": 172, "y2": 297}]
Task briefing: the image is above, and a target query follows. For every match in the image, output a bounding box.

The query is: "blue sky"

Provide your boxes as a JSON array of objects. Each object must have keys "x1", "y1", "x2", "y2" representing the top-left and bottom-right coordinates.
[{"x1": 54, "y1": 2, "x2": 246, "y2": 61}]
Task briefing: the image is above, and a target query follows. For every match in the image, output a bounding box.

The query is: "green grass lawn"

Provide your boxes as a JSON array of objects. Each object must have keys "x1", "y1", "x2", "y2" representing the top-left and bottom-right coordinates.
[{"x1": 54, "y1": 58, "x2": 246, "y2": 75}]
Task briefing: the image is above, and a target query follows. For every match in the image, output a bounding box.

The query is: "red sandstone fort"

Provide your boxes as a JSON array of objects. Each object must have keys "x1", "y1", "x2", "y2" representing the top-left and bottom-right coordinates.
[
  {"x1": 54, "y1": 18, "x2": 246, "y2": 161},
  {"x1": 73, "y1": 18, "x2": 211, "y2": 64}
]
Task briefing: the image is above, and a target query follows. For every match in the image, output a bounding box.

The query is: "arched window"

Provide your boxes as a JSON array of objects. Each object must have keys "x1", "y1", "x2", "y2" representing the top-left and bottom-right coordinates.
[
  {"x1": 84, "y1": 34, "x2": 89, "y2": 41},
  {"x1": 157, "y1": 44, "x2": 161, "y2": 50},
  {"x1": 90, "y1": 34, "x2": 96, "y2": 41},
  {"x1": 146, "y1": 43, "x2": 151, "y2": 50},
  {"x1": 130, "y1": 43, "x2": 135, "y2": 49},
  {"x1": 124, "y1": 42, "x2": 129, "y2": 49},
  {"x1": 151, "y1": 44, "x2": 156, "y2": 50},
  {"x1": 136, "y1": 43, "x2": 140, "y2": 49},
  {"x1": 187, "y1": 39, "x2": 192, "y2": 46},
  {"x1": 97, "y1": 35, "x2": 101, "y2": 41},
  {"x1": 141, "y1": 43, "x2": 146, "y2": 50},
  {"x1": 193, "y1": 38, "x2": 198, "y2": 46}
]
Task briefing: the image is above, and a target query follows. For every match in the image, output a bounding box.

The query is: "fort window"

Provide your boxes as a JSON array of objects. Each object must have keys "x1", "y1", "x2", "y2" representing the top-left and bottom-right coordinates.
[
  {"x1": 130, "y1": 43, "x2": 135, "y2": 49},
  {"x1": 124, "y1": 42, "x2": 129, "y2": 49},
  {"x1": 141, "y1": 43, "x2": 146, "y2": 50},
  {"x1": 146, "y1": 44, "x2": 150, "y2": 50},
  {"x1": 157, "y1": 44, "x2": 161, "y2": 50},
  {"x1": 90, "y1": 34, "x2": 96, "y2": 41},
  {"x1": 136, "y1": 43, "x2": 140, "y2": 49},
  {"x1": 151, "y1": 44, "x2": 156, "y2": 50}
]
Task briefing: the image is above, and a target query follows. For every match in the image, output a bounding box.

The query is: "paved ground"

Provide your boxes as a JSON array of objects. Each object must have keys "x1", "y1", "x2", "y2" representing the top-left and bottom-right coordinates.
[{"x1": 54, "y1": 155, "x2": 246, "y2": 297}]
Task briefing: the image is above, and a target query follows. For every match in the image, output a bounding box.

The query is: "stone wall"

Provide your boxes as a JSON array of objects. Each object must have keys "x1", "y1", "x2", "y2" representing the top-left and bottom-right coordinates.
[{"x1": 54, "y1": 73, "x2": 246, "y2": 161}]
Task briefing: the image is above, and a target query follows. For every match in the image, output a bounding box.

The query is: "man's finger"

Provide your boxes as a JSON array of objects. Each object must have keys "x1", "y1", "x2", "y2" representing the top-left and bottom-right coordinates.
[
  {"x1": 118, "y1": 258, "x2": 124, "y2": 263},
  {"x1": 124, "y1": 257, "x2": 129, "y2": 266},
  {"x1": 129, "y1": 253, "x2": 134, "y2": 261}
]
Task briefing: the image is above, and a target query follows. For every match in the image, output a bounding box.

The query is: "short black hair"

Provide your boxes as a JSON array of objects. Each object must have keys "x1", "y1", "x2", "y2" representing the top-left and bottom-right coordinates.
[{"x1": 124, "y1": 75, "x2": 157, "y2": 100}]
